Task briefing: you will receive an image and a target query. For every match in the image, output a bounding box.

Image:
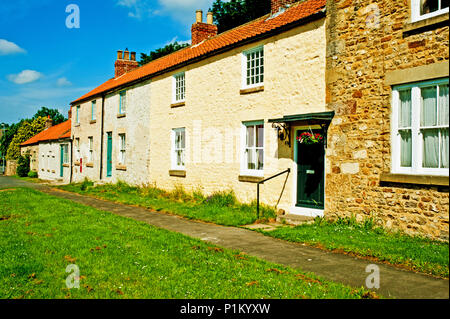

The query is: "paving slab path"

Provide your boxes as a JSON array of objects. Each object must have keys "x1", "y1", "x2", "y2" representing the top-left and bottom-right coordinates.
[{"x1": 1, "y1": 176, "x2": 448, "y2": 299}]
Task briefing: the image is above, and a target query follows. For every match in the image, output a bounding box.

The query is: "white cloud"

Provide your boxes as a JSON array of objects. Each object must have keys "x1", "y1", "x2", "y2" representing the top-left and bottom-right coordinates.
[
  {"x1": 7, "y1": 70, "x2": 43, "y2": 85},
  {"x1": 0, "y1": 39, "x2": 26, "y2": 56},
  {"x1": 116, "y1": 0, "x2": 215, "y2": 25},
  {"x1": 57, "y1": 77, "x2": 72, "y2": 87}
]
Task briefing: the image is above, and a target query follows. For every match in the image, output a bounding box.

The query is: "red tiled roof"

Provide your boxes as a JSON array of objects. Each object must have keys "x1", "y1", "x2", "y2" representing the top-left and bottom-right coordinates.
[
  {"x1": 21, "y1": 120, "x2": 71, "y2": 146},
  {"x1": 71, "y1": 0, "x2": 326, "y2": 105}
]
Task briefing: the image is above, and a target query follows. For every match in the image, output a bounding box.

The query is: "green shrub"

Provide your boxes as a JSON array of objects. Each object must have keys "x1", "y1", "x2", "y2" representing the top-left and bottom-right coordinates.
[
  {"x1": 205, "y1": 190, "x2": 237, "y2": 207},
  {"x1": 80, "y1": 178, "x2": 94, "y2": 191},
  {"x1": 16, "y1": 155, "x2": 30, "y2": 177},
  {"x1": 27, "y1": 171, "x2": 38, "y2": 178}
]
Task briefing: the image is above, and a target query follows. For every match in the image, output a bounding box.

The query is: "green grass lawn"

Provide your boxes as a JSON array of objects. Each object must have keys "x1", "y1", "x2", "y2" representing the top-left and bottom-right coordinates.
[
  {"x1": 58, "y1": 181, "x2": 449, "y2": 279},
  {"x1": 261, "y1": 218, "x2": 449, "y2": 278},
  {"x1": 59, "y1": 181, "x2": 276, "y2": 227},
  {"x1": 0, "y1": 188, "x2": 374, "y2": 299}
]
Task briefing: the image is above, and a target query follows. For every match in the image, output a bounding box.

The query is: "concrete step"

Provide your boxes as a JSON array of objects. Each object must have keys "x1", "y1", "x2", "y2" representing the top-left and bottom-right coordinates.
[{"x1": 276, "y1": 214, "x2": 315, "y2": 226}]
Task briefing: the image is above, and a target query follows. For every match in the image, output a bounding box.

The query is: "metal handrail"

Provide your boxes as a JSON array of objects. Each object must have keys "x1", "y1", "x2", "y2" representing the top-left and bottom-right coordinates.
[{"x1": 257, "y1": 168, "x2": 291, "y2": 219}]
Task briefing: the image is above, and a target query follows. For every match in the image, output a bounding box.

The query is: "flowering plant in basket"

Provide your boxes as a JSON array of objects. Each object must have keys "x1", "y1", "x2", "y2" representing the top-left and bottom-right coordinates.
[{"x1": 297, "y1": 132, "x2": 324, "y2": 144}]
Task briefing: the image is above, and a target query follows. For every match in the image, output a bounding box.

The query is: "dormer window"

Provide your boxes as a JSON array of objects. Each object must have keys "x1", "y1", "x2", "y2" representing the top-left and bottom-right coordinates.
[{"x1": 411, "y1": 0, "x2": 449, "y2": 22}]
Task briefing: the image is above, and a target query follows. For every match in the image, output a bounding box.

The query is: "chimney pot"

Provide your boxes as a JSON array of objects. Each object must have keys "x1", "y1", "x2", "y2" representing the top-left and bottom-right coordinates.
[
  {"x1": 207, "y1": 11, "x2": 214, "y2": 25},
  {"x1": 115, "y1": 48, "x2": 139, "y2": 78},
  {"x1": 196, "y1": 10, "x2": 203, "y2": 23}
]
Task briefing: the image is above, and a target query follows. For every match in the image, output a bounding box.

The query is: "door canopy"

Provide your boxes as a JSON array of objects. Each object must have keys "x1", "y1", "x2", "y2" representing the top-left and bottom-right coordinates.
[{"x1": 268, "y1": 111, "x2": 335, "y2": 148}]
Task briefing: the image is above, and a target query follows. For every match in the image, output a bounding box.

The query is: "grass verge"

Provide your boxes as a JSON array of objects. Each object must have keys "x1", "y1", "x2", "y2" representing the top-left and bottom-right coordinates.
[
  {"x1": 0, "y1": 188, "x2": 375, "y2": 299},
  {"x1": 58, "y1": 180, "x2": 275, "y2": 227},
  {"x1": 260, "y1": 217, "x2": 449, "y2": 278}
]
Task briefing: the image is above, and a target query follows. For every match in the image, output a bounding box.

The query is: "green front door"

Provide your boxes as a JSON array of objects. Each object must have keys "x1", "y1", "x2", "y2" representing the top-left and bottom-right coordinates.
[
  {"x1": 60, "y1": 145, "x2": 64, "y2": 178},
  {"x1": 106, "y1": 132, "x2": 112, "y2": 177},
  {"x1": 296, "y1": 131, "x2": 325, "y2": 209}
]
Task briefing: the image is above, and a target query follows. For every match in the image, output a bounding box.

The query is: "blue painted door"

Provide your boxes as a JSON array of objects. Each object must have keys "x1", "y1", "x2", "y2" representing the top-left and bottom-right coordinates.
[{"x1": 60, "y1": 145, "x2": 64, "y2": 178}]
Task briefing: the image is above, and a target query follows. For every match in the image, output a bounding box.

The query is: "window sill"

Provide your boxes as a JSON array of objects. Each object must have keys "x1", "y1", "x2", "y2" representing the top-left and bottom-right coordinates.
[
  {"x1": 74, "y1": 162, "x2": 80, "y2": 167},
  {"x1": 62, "y1": 164, "x2": 70, "y2": 168},
  {"x1": 86, "y1": 163, "x2": 94, "y2": 168},
  {"x1": 169, "y1": 170, "x2": 186, "y2": 178},
  {"x1": 171, "y1": 101, "x2": 186, "y2": 108},
  {"x1": 117, "y1": 113, "x2": 126, "y2": 118},
  {"x1": 74, "y1": 123, "x2": 80, "y2": 127},
  {"x1": 116, "y1": 165, "x2": 127, "y2": 171},
  {"x1": 404, "y1": 13, "x2": 449, "y2": 36},
  {"x1": 90, "y1": 120, "x2": 97, "y2": 124},
  {"x1": 240, "y1": 85, "x2": 264, "y2": 95},
  {"x1": 239, "y1": 175, "x2": 264, "y2": 183},
  {"x1": 380, "y1": 173, "x2": 449, "y2": 187}
]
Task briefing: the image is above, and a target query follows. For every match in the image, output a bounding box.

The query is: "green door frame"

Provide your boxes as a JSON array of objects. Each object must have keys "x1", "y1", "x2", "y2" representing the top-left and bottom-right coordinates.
[
  {"x1": 293, "y1": 128, "x2": 325, "y2": 210},
  {"x1": 106, "y1": 132, "x2": 112, "y2": 177},
  {"x1": 60, "y1": 145, "x2": 64, "y2": 178}
]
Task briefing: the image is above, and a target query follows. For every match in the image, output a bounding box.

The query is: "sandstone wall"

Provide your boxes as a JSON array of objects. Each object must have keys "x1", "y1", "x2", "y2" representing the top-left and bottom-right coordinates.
[{"x1": 325, "y1": 0, "x2": 449, "y2": 240}]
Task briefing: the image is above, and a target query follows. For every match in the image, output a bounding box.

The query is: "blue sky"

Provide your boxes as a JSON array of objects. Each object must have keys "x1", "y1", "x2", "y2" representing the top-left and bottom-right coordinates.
[{"x1": 0, "y1": 0, "x2": 216, "y2": 124}]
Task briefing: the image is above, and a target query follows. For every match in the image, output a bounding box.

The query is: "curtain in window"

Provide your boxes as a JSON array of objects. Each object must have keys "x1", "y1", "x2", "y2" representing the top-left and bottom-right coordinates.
[
  {"x1": 440, "y1": 84, "x2": 449, "y2": 168},
  {"x1": 421, "y1": 87, "x2": 439, "y2": 168},
  {"x1": 399, "y1": 90, "x2": 412, "y2": 167}
]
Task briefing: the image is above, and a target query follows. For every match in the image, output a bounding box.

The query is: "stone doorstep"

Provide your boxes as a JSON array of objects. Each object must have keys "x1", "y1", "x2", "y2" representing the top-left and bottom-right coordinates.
[
  {"x1": 277, "y1": 214, "x2": 316, "y2": 226},
  {"x1": 243, "y1": 223, "x2": 285, "y2": 232}
]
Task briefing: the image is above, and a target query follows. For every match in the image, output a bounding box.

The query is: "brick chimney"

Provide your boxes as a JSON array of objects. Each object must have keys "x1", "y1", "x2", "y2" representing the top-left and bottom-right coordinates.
[
  {"x1": 191, "y1": 10, "x2": 218, "y2": 46},
  {"x1": 114, "y1": 48, "x2": 139, "y2": 78},
  {"x1": 271, "y1": 0, "x2": 298, "y2": 15},
  {"x1": 45, "y1": 115, "x2": 53, "y2": 129},
  {"x1": 68, "y1": 108, "x2": 72, "y2": 120}
]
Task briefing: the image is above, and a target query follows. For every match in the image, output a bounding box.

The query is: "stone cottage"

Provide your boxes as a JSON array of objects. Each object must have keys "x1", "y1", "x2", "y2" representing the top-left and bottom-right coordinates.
[
  {"x1": 21, "y1": 119, "x2": 72, "y2": 183},
  {"x1": 68, "y1": 0, "x2": 448, "y2": 239},
  {"x1": 325, "y1": 0, "x2": 448, "y2": 239}
]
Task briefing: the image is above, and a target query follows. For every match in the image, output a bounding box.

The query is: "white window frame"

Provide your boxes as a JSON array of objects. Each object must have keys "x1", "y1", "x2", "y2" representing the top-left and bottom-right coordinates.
[
  {"x1": 172, "y1": 72, "x2": 186, "y2": 103},
  {"x1": 91, "y1": 100, "x2": 96, "y2": 121},
  {"x1": 391, "y1": 78, "x2": 449, "y2": 176},
  {"x1": 171, "y1": 128, "x2": 186, "y2": 170},
  {"x1": 119, "y1": 134, "x2": 126, "y2": 165},
  {"x1": 75, "y1": 138, "x2": 81, "y2": 161},
  {"x1": 62, "y1": 144, "x2": 69, "y2": 164},
  {"x1": 88, "y1": 137, "x2": 94, "y2": 163},
  {"x1": 411, "y1": 0, "x2": 449, "y2": 22},
  {"x1": 242, "y1": 46, "x2": 264, "y2": 90},
  {"x1": 76, "y1": 106, "x2": 80, "y2": 124},
  {"x1": 241, "y1": 121, "x2": 264, "y2": 177},
  {"x1": 119, "y1": 91, "x2": 127, "y2": 114}
]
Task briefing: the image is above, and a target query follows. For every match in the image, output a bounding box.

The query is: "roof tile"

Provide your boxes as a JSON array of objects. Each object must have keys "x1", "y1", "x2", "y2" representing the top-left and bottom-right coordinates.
[
  {"x1": 21, "y1": 120, "x2": 71, "y2": 146},
  {"x1": 71, "y1": 0, "x2": 326, "y2": 104}
]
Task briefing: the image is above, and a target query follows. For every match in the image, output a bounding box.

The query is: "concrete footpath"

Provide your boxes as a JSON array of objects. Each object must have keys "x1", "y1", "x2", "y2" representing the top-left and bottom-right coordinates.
[{"x1": 1, "y1": 176, "x2": 448, "y2": 299}]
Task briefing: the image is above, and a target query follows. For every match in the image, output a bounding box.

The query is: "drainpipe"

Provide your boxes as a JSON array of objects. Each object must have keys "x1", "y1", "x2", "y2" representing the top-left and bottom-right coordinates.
[
  {"x1": 70, "y1": 138, "x2": 73, "y2": 184},
  {"x1": 99, "y1": 94, "x2": 105, "y2": 180}
]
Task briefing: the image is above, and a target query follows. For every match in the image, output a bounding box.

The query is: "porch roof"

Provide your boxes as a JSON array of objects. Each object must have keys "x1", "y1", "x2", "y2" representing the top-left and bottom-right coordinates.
[{"x1": 268, "y1": 111, "x2": 335, "y2": 125}]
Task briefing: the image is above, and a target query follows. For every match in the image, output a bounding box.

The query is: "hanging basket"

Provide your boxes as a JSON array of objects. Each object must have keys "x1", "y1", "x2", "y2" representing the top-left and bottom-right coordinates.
[{"x1": 297, "y1": 132, "x2": 324, "y2": 145}]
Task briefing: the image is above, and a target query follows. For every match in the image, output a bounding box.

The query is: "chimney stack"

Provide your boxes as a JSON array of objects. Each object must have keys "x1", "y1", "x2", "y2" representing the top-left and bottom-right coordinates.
[
  {"x1": 271, "y1": 0, "x2": 298, "y2": 15},
  {"x1": 45, "y1": 115, "x2": 53, "y2": 129},
  {"x1": 191, "y1": 10, "x2": 218, "y2": 46},
  {"x1": 115, "y1": 48, "x2": 139, "y2": 78}
]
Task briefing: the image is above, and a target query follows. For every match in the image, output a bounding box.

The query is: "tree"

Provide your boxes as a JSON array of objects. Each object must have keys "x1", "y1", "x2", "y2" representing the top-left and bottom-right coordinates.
[
  {"x1": 6, "y1": 117, "x2": 47, "y2": 160},
  {"x1": 17, "y1": 153, "x2": 31, "y2": 177},
  {"x1": 211, "y1": 0, "x2": 272, "y2": 34},
  {"x1": 33, "y1": 107, "x2": 67, "y2": 125},
  {"x1": 139, "y1": 42, "x2": 190, "y2": 66},
  {"x1": 0, "y1": 122, "x2": 23, "y2": 159}
]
